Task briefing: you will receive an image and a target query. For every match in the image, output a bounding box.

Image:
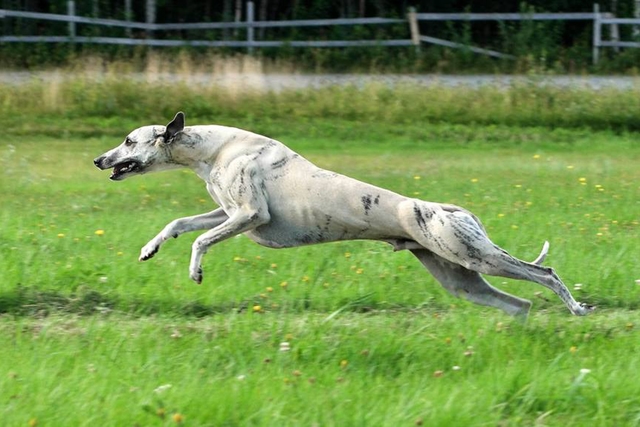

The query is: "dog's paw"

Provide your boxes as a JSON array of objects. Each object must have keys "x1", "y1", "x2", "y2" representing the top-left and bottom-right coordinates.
[
  {"x1": 581, "y1": 302, "x2": 596, "y2": 312},
  {"x1": 574, "y1": 302, "x2": 596, "y2": 316},
  {"x1": 139, "y1": 242, "x2": 160, "y2": 261},
  {"x1": 189, "y1": 266, "x2": 203, "y2": 284}
]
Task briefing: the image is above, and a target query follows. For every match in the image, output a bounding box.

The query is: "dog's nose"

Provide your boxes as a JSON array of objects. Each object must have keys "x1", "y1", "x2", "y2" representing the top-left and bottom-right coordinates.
[{"x1": 93, "y1": 156, "x2": 104, "y2": 168}]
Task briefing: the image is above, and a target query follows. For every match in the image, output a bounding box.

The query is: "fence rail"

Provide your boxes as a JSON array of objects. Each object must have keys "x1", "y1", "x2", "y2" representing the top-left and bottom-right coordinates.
[
  {"x1": 156, "y1": 17, "x2": 406, "y2": 31},
  {"x1": 414, "y1": 12, "x2": 597, "y2": 21},
  {"x1": 0, "y1": 8, "x2": 151, "y2": 29},
  {"x1": 0, "y1": 2, "x2": 634, "y2": 63},
  {"x1": 0, "y1": 35, "x2": 415, "y2": 48}
]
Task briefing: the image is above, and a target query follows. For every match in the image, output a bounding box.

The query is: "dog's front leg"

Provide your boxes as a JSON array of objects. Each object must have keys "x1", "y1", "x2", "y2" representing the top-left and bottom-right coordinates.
[
  {"x1": 189, "y1": 208, "x2": 270, "y2": 283},
  {"x1": 140, "y1": 208, "x2": 228, "y2": 261},
  {"x1": 189, "y1": 160, "x2": 272, "y2": 284}
]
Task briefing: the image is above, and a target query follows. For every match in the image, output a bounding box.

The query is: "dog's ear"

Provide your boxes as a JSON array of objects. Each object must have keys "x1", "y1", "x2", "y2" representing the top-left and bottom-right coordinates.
[{"x1": 164, "y1": 111, "x2": 185, "y2": 143}]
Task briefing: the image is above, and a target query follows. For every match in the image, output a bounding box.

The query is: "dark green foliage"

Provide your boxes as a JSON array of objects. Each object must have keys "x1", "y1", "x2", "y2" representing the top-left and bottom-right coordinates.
[{"x1": 0, "y1": 1, "x2": 638, "y2": 72}]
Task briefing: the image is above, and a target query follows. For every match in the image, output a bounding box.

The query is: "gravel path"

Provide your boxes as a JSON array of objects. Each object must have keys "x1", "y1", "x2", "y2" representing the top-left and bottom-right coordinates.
[{"x1": 1, "y1": 71, "x2": 638, "y2": 91}]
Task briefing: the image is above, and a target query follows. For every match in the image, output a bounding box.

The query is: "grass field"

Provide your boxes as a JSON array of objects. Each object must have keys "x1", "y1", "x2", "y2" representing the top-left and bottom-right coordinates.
[{"x1": 1, "y1": 78, "x2": 640, "y2": 426}]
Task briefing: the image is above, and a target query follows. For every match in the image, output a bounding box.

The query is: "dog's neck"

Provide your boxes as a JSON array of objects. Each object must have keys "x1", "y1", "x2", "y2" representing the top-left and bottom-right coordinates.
[{"x1": 168, "y1": 125, "x2": 260, "y2": 181}]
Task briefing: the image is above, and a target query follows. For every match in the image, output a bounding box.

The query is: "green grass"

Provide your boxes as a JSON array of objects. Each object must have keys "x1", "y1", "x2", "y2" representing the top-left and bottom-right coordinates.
[
  {"x1": 3, "y1": 311, "x2": 640, "y2": 426},
  {"x1": 3, "y1": 73, "x2": 640, "y2": 135},
  {"x1": 1, "y1": 79, "x2": 640, "y2": 425}
]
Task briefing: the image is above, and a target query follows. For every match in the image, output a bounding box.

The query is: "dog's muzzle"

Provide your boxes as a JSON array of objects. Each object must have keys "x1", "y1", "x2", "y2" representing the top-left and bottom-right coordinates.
[
  {"x1": 93, "y1": 155, "x2": 141, "y2": 180},
  {"x1": 93, "y1": 156, "x2": 106, "y2": 169}
]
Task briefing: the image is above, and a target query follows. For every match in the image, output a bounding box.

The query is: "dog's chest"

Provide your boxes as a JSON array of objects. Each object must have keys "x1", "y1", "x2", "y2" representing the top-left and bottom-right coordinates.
[{"x1": 205, "y1": 182, "x2": 225, "y2": 208}]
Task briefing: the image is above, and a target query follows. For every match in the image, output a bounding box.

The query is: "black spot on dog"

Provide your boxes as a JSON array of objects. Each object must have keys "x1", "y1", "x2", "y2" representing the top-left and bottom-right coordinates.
[
  {"x1": 237, "y1": 168, "x2": 247, "y2": 196},
  {"x1": 374, "y1": 195, "x2": 380, "y2": 205},
  {"x1": 361, "y1": 194, "x2": 373, "y2": 215},
  {"x1": 311, "y1": 171, "x2": 339, "y2": 179},
  {"x1": 250, "y1": 140, "x2": 278, "y2": 161},
  {"x1": 314, "y1": 214, "x2": 333, "y2": 233},
  {"x1": 413, "y1": 203, "x2": 427, "y2": 231},
  {"x1": 451, "y1": 223, "x2": 483, "y2": 262},
  {"x1": 299, "y1": 231, "x2": 324, "y2": 245},
  {"x1": 181, "y1": 133, "x2": 204, "y2": 148},
  {"x1": 271, "y1": 158, "x2": 288, "y2": 169}
]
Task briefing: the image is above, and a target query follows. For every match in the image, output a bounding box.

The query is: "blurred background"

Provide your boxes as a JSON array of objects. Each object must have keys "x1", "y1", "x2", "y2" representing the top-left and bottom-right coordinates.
[{"x1": 2, "y1": 0, "x2": 640, "y2": 73}]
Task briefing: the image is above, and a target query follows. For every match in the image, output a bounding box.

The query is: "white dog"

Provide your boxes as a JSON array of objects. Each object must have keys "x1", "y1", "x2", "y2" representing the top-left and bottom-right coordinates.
[{"x1": 94, "y1": 112, "x2": 593, "y2": 317}]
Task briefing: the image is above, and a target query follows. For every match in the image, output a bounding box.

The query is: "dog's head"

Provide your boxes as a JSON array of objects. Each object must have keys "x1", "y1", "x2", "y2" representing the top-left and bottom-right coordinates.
[{"x1": 93, "y1": 112, "x2": 185, "y2": 181}]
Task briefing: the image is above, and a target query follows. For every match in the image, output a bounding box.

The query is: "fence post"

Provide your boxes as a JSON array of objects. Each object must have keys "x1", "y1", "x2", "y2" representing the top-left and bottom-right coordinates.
[
  {"x1": 593, "y1": 3, "x2": 601, "y2": 65},
  {"x1": 146, "y1": 0, "x2": 156, "y2": 39},
  {"x1": 124, "y1": 0, "x2": 132, "y2": 37},
  {"x1": 247, "y1": 1, "x2": 254, "y2": 54},
  {"x1": 608, "y1": 13, "x2": 620, "y2": 52},
  {"x1": 408, "y1": 7, "x2": 420, "y2": 53},
  {"x1": 635, "y1": 0, "x2": 640, "y2": 38},
  {"x1": 67, "y1": 0, "x2": 76, "y2": 39}
]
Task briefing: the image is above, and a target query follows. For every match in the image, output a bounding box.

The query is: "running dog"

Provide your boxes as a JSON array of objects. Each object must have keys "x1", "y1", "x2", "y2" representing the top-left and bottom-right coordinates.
[{"x1": 94, "y1": 112, "x2": 594, "y2": 317}]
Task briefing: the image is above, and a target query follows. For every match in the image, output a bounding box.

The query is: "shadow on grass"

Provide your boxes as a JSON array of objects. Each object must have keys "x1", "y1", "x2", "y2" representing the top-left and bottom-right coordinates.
[
  {"x1": 0, "y1": 283, "x2": 632, "y2": 319},
  {"x1": 0, "y1": 285, "x2": 449, "y2": 319},
  {"x1": 0, "y1": 285, "x2": 226, "y2": 318}
]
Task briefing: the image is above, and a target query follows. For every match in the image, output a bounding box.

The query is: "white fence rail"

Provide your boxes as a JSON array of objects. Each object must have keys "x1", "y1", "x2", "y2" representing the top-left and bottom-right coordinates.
[
  {"x1": 414, "y1": 12, "x2": 597, "y2": 21},
  {"x1": 0, "y1": 2, "x2": 632, "y2": 63}
]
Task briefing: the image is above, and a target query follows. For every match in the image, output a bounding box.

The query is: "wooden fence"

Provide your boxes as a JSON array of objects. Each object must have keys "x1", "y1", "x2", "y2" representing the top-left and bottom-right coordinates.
[
  {"x1": 593, "y1": 3, "x2": 640, "y2": 64},
  {"x1": 0, "y1": 2, "x2": 635, "y2": 63}
]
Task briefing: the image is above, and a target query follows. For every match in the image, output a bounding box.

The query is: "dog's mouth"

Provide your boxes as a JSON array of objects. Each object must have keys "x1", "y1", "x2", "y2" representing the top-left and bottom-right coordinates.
[{"x1": 110, "y1": 160, "x2": 141, "y2": 180}]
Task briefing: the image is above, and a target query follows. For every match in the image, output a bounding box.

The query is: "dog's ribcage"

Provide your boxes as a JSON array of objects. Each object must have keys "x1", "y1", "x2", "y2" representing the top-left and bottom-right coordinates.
[{"x1": 206, "y1": 140, "x2": 409, "y2": 248}]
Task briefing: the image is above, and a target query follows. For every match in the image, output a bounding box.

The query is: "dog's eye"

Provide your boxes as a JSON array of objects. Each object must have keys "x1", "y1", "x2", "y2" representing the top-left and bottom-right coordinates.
[{"x1": 125, "y1": 137, "x2": 135, "y2": 146}]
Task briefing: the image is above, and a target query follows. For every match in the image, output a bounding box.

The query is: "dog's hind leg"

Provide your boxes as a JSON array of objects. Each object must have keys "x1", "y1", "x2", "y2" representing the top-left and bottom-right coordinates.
[
  {"x1": 410, "y1": 249, "x2": 532, "y2": 318},
  {"x1": 139, "y1": 208, "x2": 228, "y2": 261},
  {"x1": 473, "y1": 252, "x2": 594, "y2": 316},
  {"x1": 399, "y1": 201, "x2": 593, "y2": 316}
]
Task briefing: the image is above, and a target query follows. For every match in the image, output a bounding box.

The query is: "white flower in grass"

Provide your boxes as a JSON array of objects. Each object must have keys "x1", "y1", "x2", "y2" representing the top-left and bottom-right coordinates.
[
  {"x1": 154, "y1": 384, "x2": 172, "y2": 394},
  {"x1": 572, "y1": 368, "x2": 592, "y2": 387},
  {"x1": 571, "y1": 368, "x2": 591, "y2": 390},
  {"x1": 279, "y1": 342, "x2": 291, "y2": 352}
]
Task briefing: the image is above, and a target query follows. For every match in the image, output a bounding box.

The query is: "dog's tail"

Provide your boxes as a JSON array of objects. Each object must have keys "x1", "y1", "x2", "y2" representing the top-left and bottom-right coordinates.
[{"x1": 531, "y1": 241, "x2": 550, "y2": 265}]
